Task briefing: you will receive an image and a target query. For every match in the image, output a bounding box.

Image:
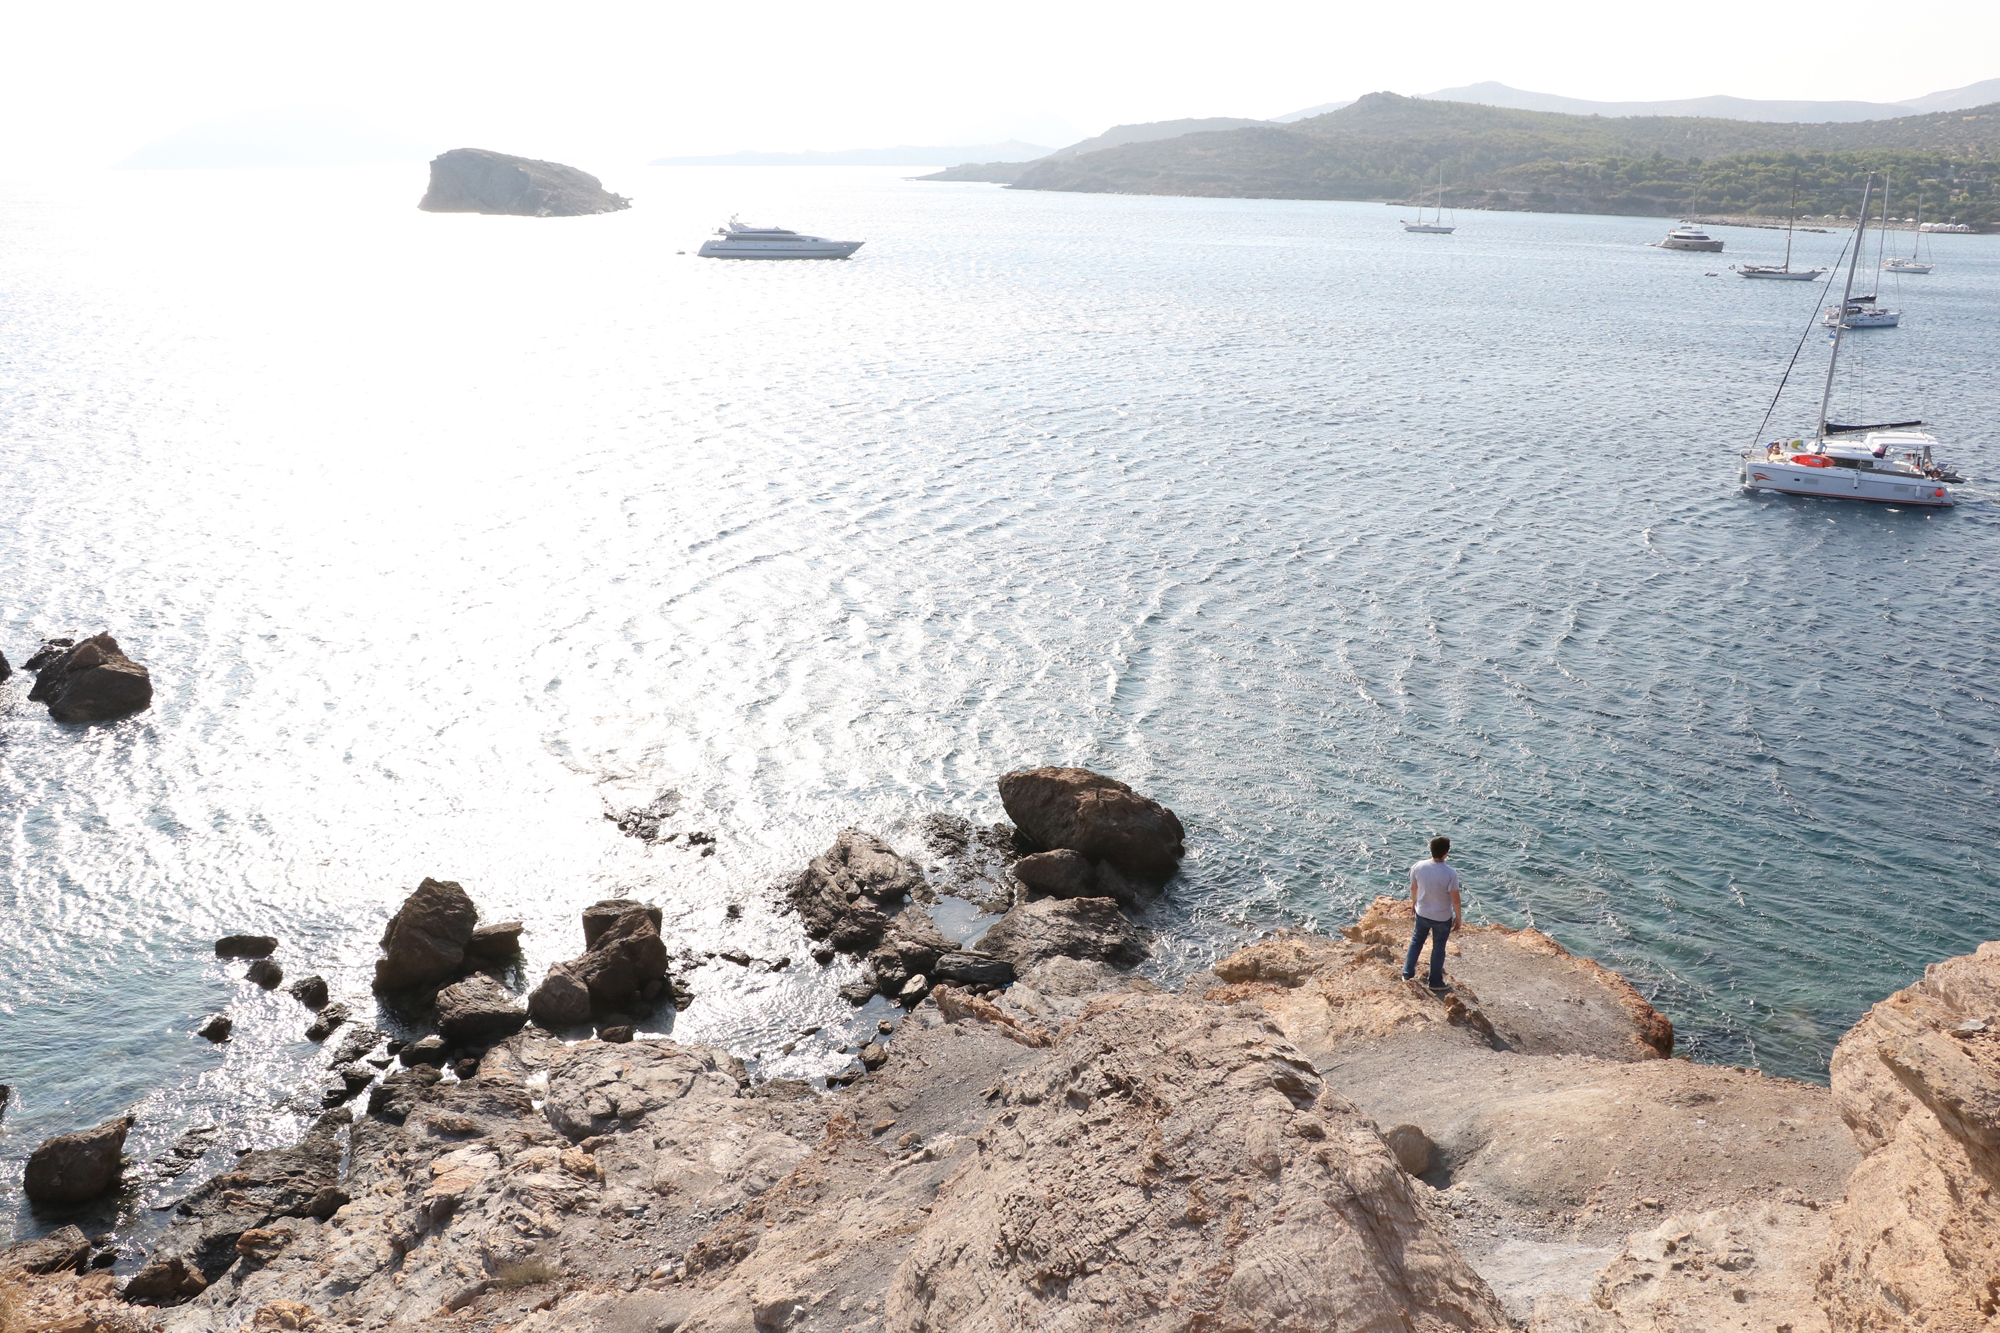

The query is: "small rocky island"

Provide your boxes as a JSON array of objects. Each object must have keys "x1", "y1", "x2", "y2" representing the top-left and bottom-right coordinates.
[
  {"x1": 417, "y1": 148, "x2": 631, "y2": 218},
  {"x1": 4, "y1": 766, "x2": 1996, "y2": 1332}
]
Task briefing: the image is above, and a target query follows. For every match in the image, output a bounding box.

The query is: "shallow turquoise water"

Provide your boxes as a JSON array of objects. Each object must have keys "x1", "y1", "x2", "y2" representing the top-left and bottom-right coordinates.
[{"x1": 2, "y1": 164, "x2": 1996, "y2": 1243}]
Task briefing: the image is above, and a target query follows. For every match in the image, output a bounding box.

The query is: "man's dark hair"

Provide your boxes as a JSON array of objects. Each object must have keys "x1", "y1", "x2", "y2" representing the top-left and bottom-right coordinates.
[{"x1": 1430, "y1": 836, "x2": 1451, "y2": 859}]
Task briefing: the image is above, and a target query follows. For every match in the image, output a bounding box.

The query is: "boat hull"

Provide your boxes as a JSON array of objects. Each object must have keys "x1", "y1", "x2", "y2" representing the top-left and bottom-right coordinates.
[
  {"x1": 1737, "y1": 267, "x2": 1820, "y2": 280},
  {"x1": 1661, "y1": 238, "x2": 1724, "y2": 252},
  {"x1": 1403, "y1": 224, "x2": 1454, "y2": 234},
  {"x1": 1741, "y1": 457, "x2": 1952, "y2": 506},
  {"x1": 1823, "y1": 309, "x2": 1900, "y2": 328},
  {"x1": 697, "y1": 240, "x2": 864, "y2": 260}
]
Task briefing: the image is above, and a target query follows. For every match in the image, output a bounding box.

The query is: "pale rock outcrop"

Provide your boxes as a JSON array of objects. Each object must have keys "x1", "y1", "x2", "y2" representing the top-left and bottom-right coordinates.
[
  {"x1": 1817, "y1": 939, "x2": 2000, "y2": 1331},
  {"x1": 977, "y1": 894, "x2": 1148, "y2": 969},
  {"x1": 417, "y1": 148, "x2": 631, "y2": 217},
  {"x1": 997, "y1": 765, "x2": 1185, "y2": 883}
]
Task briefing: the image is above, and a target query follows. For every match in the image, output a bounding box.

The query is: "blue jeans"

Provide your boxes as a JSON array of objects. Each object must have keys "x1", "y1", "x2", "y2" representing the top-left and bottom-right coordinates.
[{"x1": 1404, "y1": 913, "x2": 1453, "y2": 986}]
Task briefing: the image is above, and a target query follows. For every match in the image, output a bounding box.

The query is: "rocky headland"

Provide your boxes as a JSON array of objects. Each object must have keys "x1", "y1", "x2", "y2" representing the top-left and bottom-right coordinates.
[
  {"x1": 4, "y1": 768, "x2": 1994, "y2": 1332},
  {"x1": 417, "y1": 149, "x2": 631, "y2": 218}
]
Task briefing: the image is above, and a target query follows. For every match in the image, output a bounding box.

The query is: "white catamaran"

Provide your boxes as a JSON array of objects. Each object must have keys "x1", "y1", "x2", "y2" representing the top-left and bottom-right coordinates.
[{"x1": 1741, "y1": 173, "x2": 1959, "y2": 508}]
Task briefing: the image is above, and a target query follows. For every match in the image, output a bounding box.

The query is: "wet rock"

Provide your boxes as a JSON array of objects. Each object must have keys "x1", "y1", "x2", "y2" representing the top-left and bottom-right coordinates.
[
  {"x1": 839, "y1": 977, "x2": 880, "y2": 1005},
  {"x1": 372, "y1": 877, "x2": 478, "y2": 992},
  {"x1": 368, "y1": 1065, "x2": 442, "y2": 1124},
  {"x1": 23, "y1": 1114, "x2": 133, "y2": 1204},
  {"x1": 977, "y1": 895, "x2": 1149, "y2": 970},
  {"x1": 464, "y1": 920, "x2": 524, "y2": 960},
  {"x1": 0, "y1": 648, "x2": 8, "y2": 682},
  {"x1": 859, "y1": 1042, "x2": 889, "y2": 1071},
  {"x1": 302, "y1": 1002, "x2": 350, "y2": 1042},
  {"x1": 931, "y1": 950, "x2": 1016, "y2": 988},
  {"x1": 285, "y1": 974, "x2": 329, "y2": 1009},
  {"x1": 920, "y1": 813, "x2": 1025, "y2": 913},
  {"x1": 1384, "y1": 1123, "x2": 1435, "y2": 1176},
  {"x1": 26, "y1": 632, "x2": 154, "y2": 723},
  {"x1": 1, "y1": 1224, "x2": 90, "y2": 1274},
  {"x1": 436, "y1": 973, "x2": 527, "y2": 1041},
  {"x1": 322, "y1": 1065, "x2": 374, "y2": 1107},
  {"x1": 245, "y1": 958, "x2": 284, "y2": 988},
  {"x1": 570, "y1": 906, "x2": 670, "y2": 1009},
  {"x1": 528, "y1": 959, "x2": 593, "y2": 1027},
  {"x1": 418, "y1": 147, "x2": 631, "y2": 218},
  {"x1": 402, "y1": 1035, "x2": 449, "y2": 1067},
  {"x1": 600, "y1": 1025, "x2": 635, "y2": 1043},
  {"x1": 197, "y1": 1013, "x2": 233, "y2": 1042},
  {"x1": 607, "y1": 789, "x2": 680, "y2": 841},
  {"x1": 215, "y1": 934, "x2": 278, "y2": 959},
  {"x1": 1011, "y1": 848, "x2": 1097, "y2": 898},
  {"x1": 998, "y1": 766, "x2": 1184, "y2": 883},
  {"x1": 785, "y1": 829, "x2": 928, "y2": 954},
  {"x1": 326, "y1": 1025, "x2": 385, "y2": 1067},
  {"x1": 581, "y1": 898, "x2": 664, "y2": 950}
]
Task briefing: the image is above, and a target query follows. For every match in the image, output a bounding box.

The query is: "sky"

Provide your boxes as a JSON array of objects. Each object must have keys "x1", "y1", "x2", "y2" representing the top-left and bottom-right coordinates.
[{"x1": 5, "y1": 0, "x2": 1997, "y2": 171}]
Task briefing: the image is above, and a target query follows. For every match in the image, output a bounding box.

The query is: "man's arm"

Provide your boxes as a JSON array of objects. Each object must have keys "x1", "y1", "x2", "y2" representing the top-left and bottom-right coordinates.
[
  {"x1": 1410, "y1": 870, "x2": 1420, "y2": 909},
  {"x1": 1450, "y1": 887, "x2": 1463, "y2": 928}
]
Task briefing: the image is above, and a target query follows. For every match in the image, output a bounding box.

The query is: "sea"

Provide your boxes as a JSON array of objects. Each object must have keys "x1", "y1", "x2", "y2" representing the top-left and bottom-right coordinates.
[{"x1": 2, "y1": 164, "x2": 1996, "y2": 1247}]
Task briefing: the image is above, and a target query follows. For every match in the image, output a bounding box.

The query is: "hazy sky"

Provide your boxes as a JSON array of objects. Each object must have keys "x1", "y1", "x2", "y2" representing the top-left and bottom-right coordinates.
[{"x1": 6, "y1": 0, "x2": 1996, "y2": 169}]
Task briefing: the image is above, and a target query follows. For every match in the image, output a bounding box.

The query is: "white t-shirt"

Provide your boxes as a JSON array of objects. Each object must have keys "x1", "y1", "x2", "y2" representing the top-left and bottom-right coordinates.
[{"x1": 1410, "y1": 859, "x2": 1461, "y2": 922}]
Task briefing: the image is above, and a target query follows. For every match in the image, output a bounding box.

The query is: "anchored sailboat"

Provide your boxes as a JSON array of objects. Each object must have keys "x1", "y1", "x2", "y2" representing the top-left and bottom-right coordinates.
[
  {"x1": 1402, "y1": 164, "x2": 1455, "y2": 234},
  {"x1": 1884, "y1": 191, "x2": 1934, "y2": 273},
  {"x1": 1735, "y1": 180, "x2": 1824, "y2": 280},
  {"x1": 1740, "y1": 173, "x2": 1958, "y2": 507}
]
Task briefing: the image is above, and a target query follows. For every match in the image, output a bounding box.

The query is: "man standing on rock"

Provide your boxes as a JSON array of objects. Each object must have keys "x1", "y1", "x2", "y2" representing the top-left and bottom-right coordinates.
[{"x1": 1403, "y1": 836, "x2": 1462, "y2": 991}]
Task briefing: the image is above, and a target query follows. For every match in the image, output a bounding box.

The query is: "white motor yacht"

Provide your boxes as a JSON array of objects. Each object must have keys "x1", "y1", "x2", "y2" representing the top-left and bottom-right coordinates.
[
  {"x1": 697, "y1": 217, "x2": 863, "y2": 260},
  {"x1": 1741, "y1": 172, "x2": 1958, "y2": 507},
  {"x1": 1659, "y1": 226, "x2": 1723, "y2": 252}
]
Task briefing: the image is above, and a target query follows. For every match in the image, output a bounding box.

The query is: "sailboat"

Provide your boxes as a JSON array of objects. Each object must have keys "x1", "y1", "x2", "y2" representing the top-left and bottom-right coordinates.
[
  {"x1": 1735, "y1": 180, "x2": 1825, "y2": 280},
  {"x1": 1823, "y1": 180, "x2": 1900, "y2": 327},
  {"x1": 1884, "y1": 191, "x2": 1934, "y2": 273},
  {"x1": 1741, "y1": 172, "x2": 1957, "y2": 507},
  {"x1": 1402, "y1": 164, "x2": 1455, "y2": 234}
]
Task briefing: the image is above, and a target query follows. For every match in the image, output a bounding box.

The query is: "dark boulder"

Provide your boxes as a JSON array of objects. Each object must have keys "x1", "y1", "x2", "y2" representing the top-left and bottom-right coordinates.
[
  {"x1": 197, "y1": 1014, "x2": 233, "y2": 1043},
  {"x1": 435, "y1": 974, "x2": 527, "y2": 1041},
  {"x1": 368, "y1": 1065, "x2": 442, "y2": 1124},
  {"x1": 1011, "y1": 848, "x2": 1098, "y2": 898},
  {"x1": 303, "y1": 1002, "x2": 351, "y2": 1042},
  {"x1": 326, "y1": 1026, "x2": 385, "y2": 1067},
  {"x1": 244, "y1": 958, "x2": 284, "y2": 989},
  {"x1": 0, "y1": 649, "x2": 9, "y2": 683},
  {"x1": 599, "y1": 1024, "x2": 635, "y2": 1043},
  {"x1": 581, "y1": 898, "x2": 663, "y2": 950},
  {"x1": 785, "y1": 829, "x2": 928, "y2": 954},
  {"x1": 21, "y1": 638, "x2": 74, "y2": 671},
  {"x1": 286, "y1": 974, "x2": 330, "y2": 1009},
  {"x1": 322, "y1": 1065, "x2": 375, "y2": 1106},
  {"x1": 372, "y1": 877, "x2": 478, "y2": 992},
  {"x1": 997, "y1": 767, "x2": 1184, "y2": 883},
  {"x1": 864, "y1": 906, "x2": 955, "y2": 992},
  {"x1": 23, "y1": 1115, "x2": 133, "y2": 1204},
  {"x1": 571, "y1": 908, "x2": 669, "y2": 1008},
  {"x1": 124, "y1": 1254, "x2": 208, "y2": 1302},
  {"x1": 214, "y1": 934, "x2": 277, "y2": 959},
  {"x1": 528, "y1": 960, "x2": 593, "y2": 1027},
  {"x1": 931, "y1": 950, "x2": 1016, "y2": 988},
  {"x1": 465, "y1": 920, "x2": 524, "y2": 960},
  {"x1": 418, "y1": 147, "x2": 631, "y2": 218},
  {"x1": 26, "y1": 633, "x2": 154, "y2": 723},
  {"x1": 977, "y1": 896, "x2": 1149, "y2": 970},
  {"x1": 1, "y1": 1224, "x2": 90, "y2": 1274},
  {"x1": 401, "y1": 1035, "x2": 449, "y2": 1067}
]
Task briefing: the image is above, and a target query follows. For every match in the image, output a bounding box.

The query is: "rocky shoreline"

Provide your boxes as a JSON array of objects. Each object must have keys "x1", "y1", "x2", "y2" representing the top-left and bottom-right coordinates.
[{"x1": 4, "y1": 768, "x2": 1996, "y2": 1332}]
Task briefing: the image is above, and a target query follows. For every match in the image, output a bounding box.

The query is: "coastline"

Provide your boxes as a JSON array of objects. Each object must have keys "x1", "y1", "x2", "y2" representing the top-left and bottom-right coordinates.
[{"x1": 5, "y1": 775, "x2": 1994, "y2": 1331}]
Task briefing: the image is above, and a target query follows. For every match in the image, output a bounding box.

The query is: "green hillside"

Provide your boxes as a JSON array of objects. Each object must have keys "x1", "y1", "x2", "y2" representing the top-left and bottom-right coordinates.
[{"x1": 1004, "y1": 93, "x2": 2000, "y2": 226}]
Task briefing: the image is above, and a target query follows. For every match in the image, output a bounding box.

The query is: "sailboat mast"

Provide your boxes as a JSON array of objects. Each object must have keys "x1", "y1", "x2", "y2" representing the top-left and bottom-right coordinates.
[
  {"x1": 1817, "y1": 172, "x2": 1875, "y2": 441},
  {"x1": 1783, "y1": 179, "x2": 1796, "y2": 271}
]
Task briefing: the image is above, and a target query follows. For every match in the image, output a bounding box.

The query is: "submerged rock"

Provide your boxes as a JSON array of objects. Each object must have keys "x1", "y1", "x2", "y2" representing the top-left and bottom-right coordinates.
[
  {"x1": 26, "y1": 632, "x2": 153, "y2": 723},
  {"x1": 417, "y1": 147, "x2": 631, "y2": 218},
  {"x1": 998, "y1": 765, "x2": 1185, "y2": 883},
  {"x1": 372, "y1": 877, "x2": 478, "y2": 992},
  {"x1": 23, "y1": 1114, "x2": 133, "y2": 1204},
  {"x1": 197, "y1": 1013, "x2": 233, "y2": 1043}
]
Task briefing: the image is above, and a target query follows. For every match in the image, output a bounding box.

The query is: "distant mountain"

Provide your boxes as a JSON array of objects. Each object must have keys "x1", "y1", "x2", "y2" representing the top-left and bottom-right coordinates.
[
  {"x1": 1272, "y1": 101, "x2": 1354, "y2": 123},
  {"x1": 917, "y1": 118, "x2": 1269, "y2": 184},
  {"x1": 118, "y1": 108, "x2": 435, "y2": 169},
  {"x1": 649, "y1": 142, "x2": 1051, "y2": 167},
  {"x1": 1896, "y1": 77, "x2": 2000, "y2": 114},
  {"x1": 1003, "y1": 92, "x2": 2000, "y2": 226}
]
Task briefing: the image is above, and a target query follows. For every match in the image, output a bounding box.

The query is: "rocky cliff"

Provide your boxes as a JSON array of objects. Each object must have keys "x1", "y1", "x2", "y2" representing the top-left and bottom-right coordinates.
[{"x1": 417, "y1": 148, "x2": 631, "y2": 218}]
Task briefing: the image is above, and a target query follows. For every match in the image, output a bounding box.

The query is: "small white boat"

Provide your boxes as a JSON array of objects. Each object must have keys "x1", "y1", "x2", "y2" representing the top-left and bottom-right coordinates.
[
  {"x1": 1402, "y1": 164, "x2": 1455, "y2": 234},
  {"x1": 1823, "y1": 301, "x2": 1902, "y2": 328},
  {"x1": 1659, "y1": 226, "x2": 1723, "y2": 252},
  {"x1": 1741, "y1": 172, "x2": 1958, "y2": 508},
  {"x1": 697, "y1": 216, "x2": 863, "y2": 260}
]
